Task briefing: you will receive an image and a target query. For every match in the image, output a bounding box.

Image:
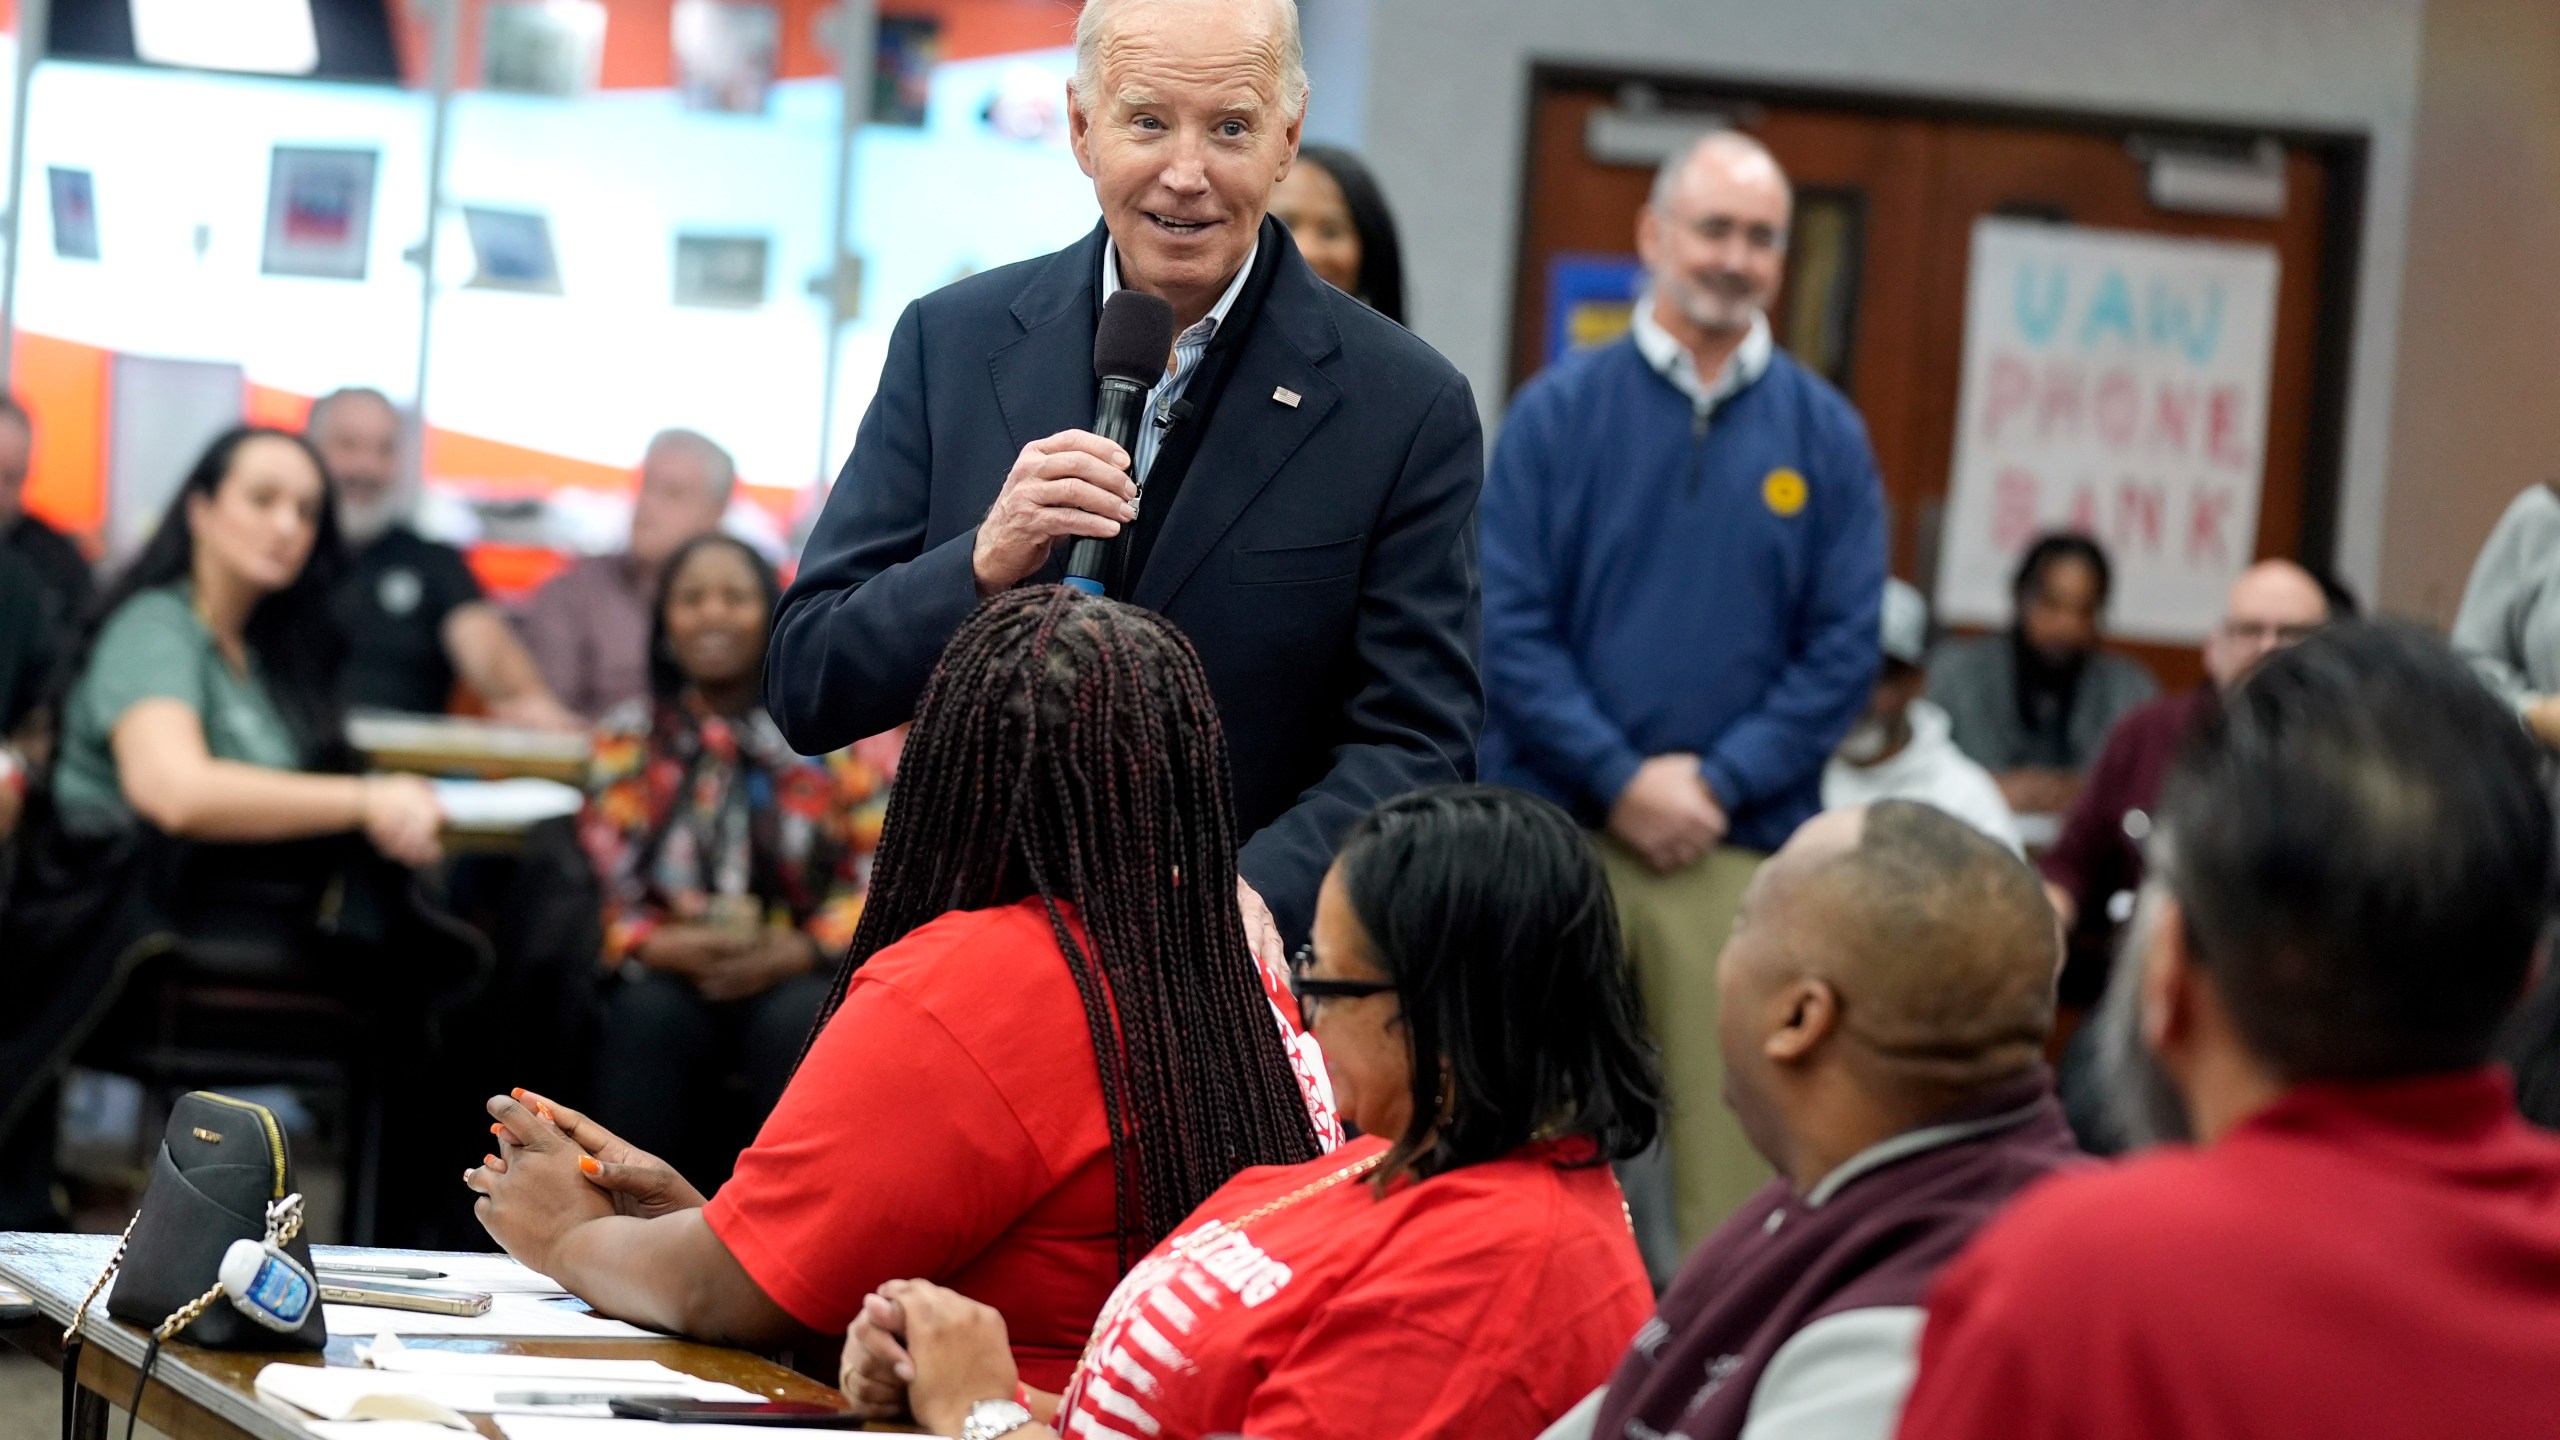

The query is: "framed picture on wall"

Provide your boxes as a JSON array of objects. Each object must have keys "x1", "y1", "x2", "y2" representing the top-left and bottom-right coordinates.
[
  {"x1": 483, "y1": 0, "x2": 606, "y2": 98},
  {"x1": 874, "y1": 14, "x2": 939, "y2": 127},
  {"x1": 261, "y1": 146, "x2": 377, "y2": 280},
  {"x1": 673, "y1": 0, "x2": 778, "y2": 115},
  {"x1": 48, "y1": 167, "x2": 100, "y2": 259},
  {"x1": 462, "y1": 206, "x2": 564, "y2": 293},
  {"x1": 673, "y1": 233, "x2": 769, "y2": 307}
]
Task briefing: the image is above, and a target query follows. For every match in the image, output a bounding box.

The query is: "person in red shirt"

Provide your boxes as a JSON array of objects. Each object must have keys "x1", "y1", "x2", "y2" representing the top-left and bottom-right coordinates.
[
  {"x1": 845, "y1": 785, "x2": 1662, "y2": 1440},
  {"x1": 1898, "y1": 622, "x2": 2560, "y2": 1440},
  {"x1": 466, "y1": 588, "x2": 1337, "y2": 1387}
]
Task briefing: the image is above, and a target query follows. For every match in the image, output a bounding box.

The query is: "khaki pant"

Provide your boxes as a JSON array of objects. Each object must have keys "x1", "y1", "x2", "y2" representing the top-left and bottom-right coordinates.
[{"x1": 1599, "y1": 836, "x2": 1772, "y2": 1279}]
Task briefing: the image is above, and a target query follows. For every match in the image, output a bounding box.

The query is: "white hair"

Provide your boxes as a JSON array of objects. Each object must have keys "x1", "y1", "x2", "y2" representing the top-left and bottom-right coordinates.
[
  {"x1": 1648, "y1": 128, "x2": 1790, "y2": 213},
  {"x1": 1073, "y1": 0, "x2": 1308, "y2": 118},
  {"x1": 305, "y1": 385, "x2": 402, "y2": 441},
  {"x1": 644, "y1": 427, "x2": 738, "y2": 504}
]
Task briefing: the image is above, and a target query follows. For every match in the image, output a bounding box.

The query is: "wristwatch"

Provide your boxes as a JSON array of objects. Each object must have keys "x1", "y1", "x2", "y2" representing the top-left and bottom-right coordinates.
[{"x1": 958, "y1": 1398, "x2": 1036, "y2": 1440}]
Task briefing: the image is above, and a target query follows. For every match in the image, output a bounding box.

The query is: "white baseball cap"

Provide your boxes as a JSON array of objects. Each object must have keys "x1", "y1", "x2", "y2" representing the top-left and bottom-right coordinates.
[{"x1": 1881, "y1": 578, "x2": 1930, "y2": 667}]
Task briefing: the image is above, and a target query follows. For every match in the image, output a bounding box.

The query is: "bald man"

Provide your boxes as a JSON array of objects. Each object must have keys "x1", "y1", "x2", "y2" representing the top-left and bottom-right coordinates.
[
  {"x1": 2039, "y1": 559, "x2": 2343, "y2": 1019},
  {"x1": 1483, "y1": 129, "x2": 1886, "y2": 1270},
  {"x1": 1546, "y1": 800, "x2": 2077, "y2": 1440}
]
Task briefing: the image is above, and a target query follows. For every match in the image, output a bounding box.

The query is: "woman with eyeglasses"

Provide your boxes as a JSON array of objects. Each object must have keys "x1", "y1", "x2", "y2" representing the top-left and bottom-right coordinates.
[{"x1": 843, "y1": 784, "x2": 1661, "y2": 1440}]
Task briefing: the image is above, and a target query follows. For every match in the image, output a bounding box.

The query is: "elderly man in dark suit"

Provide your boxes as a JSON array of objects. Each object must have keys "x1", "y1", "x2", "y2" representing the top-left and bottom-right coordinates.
[{"x1": 769, "y1": 0, "x2": 1481, "y2": 952}]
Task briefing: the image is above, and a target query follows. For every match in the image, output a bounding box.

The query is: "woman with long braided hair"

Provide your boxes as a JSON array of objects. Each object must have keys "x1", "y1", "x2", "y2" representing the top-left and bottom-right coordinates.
[
  {"x1": 467, "y1": 587, "x2": 1332, "y2": 1387},
  {"x1": 850, "y1": 784, "x2": 1661, "y2": 1440}
]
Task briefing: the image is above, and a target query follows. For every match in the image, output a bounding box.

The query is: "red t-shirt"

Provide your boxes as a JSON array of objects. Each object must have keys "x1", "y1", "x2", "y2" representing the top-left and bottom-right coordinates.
[
  {"x1": 1897, "y1": 1068, "x2": 2560, "y2": 1440},
  {"x1": 704, "y1": 899, "x2": 1118, "y2": 1389},
  {"x1": 1057, "y1": 1134, "x2": 1651, "y2": 1440}
]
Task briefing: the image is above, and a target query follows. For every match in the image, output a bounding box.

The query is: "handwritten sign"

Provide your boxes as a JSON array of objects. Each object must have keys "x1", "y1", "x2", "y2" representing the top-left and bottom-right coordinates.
[{"x1": 1935, "y1": 219, "x2": 2281, "y2": 643}]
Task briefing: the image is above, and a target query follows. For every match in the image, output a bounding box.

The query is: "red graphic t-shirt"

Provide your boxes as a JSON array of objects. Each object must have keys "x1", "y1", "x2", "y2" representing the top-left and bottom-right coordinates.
[
  {"x1": 705, "y1": 898, "x2": 1338, "y2": 1390},
  {"x1": 1057, "y1": 1135, "x2": 1650, "y2": 1440}
]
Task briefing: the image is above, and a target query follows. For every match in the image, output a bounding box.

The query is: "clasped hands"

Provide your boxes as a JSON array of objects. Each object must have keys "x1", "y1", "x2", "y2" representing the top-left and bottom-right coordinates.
[
  {"x1": 463, "y1": 1088, "x2": 705, "y2": 1275},
  {"x1": 1609, "y1": 753, "x2": 1728, "y2": 873},
  {"x1": 632, "y1": 924, "x2": 818, "y2": 1002},
  {"x1": 842, "y1": 1280, "x2": 1038, "y2": 1438}
]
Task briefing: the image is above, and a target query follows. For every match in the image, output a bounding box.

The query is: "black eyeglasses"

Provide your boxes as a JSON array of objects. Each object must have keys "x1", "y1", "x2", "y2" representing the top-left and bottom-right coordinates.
[{"x1": 1287, "y1": 942, "x2": 1395, "y2": 1027}]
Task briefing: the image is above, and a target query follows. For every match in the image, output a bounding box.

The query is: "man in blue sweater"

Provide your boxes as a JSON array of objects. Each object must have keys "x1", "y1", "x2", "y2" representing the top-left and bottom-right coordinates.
[{"x1": 1482, "y1": 130, "x2": 1884, "y2": 1279}]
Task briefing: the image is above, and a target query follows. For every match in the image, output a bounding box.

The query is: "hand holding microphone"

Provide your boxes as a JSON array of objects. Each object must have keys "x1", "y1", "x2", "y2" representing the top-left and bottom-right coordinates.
[{"x1": 970, "y1": 291, "x2": 1175, "y2": 598}]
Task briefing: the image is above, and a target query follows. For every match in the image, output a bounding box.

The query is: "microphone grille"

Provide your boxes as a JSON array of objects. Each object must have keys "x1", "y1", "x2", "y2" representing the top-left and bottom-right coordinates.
[{"x1": 1095, "y1": 290, "x2": 1177, "y2": 385}]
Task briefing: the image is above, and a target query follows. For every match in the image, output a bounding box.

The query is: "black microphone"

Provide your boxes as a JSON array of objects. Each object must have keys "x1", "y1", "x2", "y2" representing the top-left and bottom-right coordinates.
[{"x1": 1064, "y1": 290, "x2": 1176, "y2": 596}]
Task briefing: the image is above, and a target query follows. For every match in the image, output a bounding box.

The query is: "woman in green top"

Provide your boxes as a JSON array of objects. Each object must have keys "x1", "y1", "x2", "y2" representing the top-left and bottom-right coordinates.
[
  {"x1": 0, "y1": 426, "x2": 470, "y2": 1232},
  {"x1": 49, "y1": 426, "x2": 442, "y2": 856}
]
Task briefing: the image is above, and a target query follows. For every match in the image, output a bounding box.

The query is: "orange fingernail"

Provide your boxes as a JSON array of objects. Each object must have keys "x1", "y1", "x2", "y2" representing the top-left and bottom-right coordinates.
[
  {"x1": 579, "y1": 1155, "x2": 601, "y2": 1176},
  {"x1": 491, "y1": 1122, "x2": 506, "y2": 1136},
  {"x1": 511, "y1": 1088, "x2": 526, "y2": 1100},
  {"x1": 484, "y1": 1154, "x2": 500, "y2": 1167}
]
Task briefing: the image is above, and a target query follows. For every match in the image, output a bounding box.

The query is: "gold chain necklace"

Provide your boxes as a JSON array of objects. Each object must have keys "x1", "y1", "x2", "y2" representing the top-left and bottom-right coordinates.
[{"x1": 1073, "y1": 1149, "x2": 1387, "y2": 1373}]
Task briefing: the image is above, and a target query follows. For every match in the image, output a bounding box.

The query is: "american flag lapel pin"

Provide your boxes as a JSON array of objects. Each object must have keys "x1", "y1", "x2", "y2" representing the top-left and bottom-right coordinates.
[{"x1": 1273, "y1": 386, "x2": 1302, "y2": 408}]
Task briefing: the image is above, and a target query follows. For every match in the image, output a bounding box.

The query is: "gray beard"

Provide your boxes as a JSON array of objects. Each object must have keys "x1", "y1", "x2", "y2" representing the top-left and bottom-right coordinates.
[
  {"x1": 338, "y1": 496, "x2": 403, "y2": 547},
  {"x1": 2087, "y1": 885, "x2": 2196, "y2": 1151}
]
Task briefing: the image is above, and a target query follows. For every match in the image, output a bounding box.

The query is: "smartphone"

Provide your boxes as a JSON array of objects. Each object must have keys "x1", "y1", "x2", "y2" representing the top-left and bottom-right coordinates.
[
  {"x1": 316, "y1": 1280, "x2": 494, "y2": 1316},
  {"x1": 607, "y1": 1399, "x2": 868, "y2": 1427}
]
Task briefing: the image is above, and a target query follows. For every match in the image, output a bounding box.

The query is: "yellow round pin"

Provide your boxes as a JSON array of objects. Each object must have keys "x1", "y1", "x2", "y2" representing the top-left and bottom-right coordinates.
[{"x1": 1763, "y1": 467, "x2": 1808, "y2": 518}]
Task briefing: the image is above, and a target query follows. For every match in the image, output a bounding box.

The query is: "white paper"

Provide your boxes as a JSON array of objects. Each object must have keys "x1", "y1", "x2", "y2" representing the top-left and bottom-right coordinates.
[
  {"x1": 497, "y1": 1416, "x2": 894, "y2": 1440},
  {"x1": 362, "y1": 1340, "x2": 703, "y2": 1386},
  {"x1": 311, "y1": 1249, "x2": 580, "y2": 1296},
  {"x1": 310, "y1": 1421, "x2": 482, "y2": 1440},
  {"x1": 432, "y1": 778, "x2": 587, "y2": 829},
  {"x1": 255, "y1": 1362, "x2": 756, "y2": 1429},
  {"x1": 325, "y1": 1292, "x2": 659, "y2": 1340}
]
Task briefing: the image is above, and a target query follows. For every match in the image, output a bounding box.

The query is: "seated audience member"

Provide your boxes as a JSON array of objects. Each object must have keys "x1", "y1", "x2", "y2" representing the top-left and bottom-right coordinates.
[
  {"x1": 307, "y1": 387, "x2": 578, "y2": 727},
  {"x1": 0, "y1": 427, "x2": 466, "y2": 1230},
  {"x1": 2040, "y1": 560, "x2": 2337, "y2": 1006},
  {"x1": 521, "y1": 429, "x2": 734, "y2": 720},
  {"x1": 1897, "y1": 622, "x2": 2560, "y2": 1440},
  {"x1": 0, "y1": 395, "x2": 95, "y2": 641},
  {"x1": 0, "y1": 546, "x2": 51, "y2": 840},
  {"x1": 1546, "y1": 800, "x2": 2072, "y2": 1440},
  {"x1": 1271, "y1": 144, "x2": 1407, "y2": 325},
  {"x1": 1824, "y1": 581, "x2": 2020, "y2": 853},
  {"x1": 471, "y1": 587, "x2": 1336, "y2": 1383},
  {"x1": 846, "y1": 784, "x2": 1658, "y2": 1440},
  {"x1": 1928, "y1": 533, "x2": 2156, "y2": 814},
  {"x1": 581, "y1": 533, "x2": 890, "y2": 1188}
]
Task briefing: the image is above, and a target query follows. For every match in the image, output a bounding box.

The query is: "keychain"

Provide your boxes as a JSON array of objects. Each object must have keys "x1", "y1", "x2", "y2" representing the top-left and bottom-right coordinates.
[{"x1": 215, "y1": 1194, "x2": 317, "y2": 1333}]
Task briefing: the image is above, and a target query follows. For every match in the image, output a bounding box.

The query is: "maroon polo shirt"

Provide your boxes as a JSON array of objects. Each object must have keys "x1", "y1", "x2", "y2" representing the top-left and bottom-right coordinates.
[{"x1": 2038, "y1": 686, "x2": 2211, "y2": 934}]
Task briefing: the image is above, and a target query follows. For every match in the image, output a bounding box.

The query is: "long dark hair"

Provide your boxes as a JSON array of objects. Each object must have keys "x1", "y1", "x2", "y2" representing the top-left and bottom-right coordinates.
[
  {"x1": 1333, "y1": 784, "x2": 1661, "y2": 1187},
  {"x1": 646, "y1": 532, "x2": 778, "y2": 704},
  {"x1": 1298, "y1": 144, "x2": 1406, "y2": 326},
  {"x1": 47, "y1": 426, "x2": 348, "y2": 762},
  {"x1": 805, "y1": 587, "x2": 1320, "y2": 1259}
]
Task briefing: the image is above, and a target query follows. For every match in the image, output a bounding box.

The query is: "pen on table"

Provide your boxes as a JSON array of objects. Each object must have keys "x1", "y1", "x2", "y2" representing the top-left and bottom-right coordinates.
[
  {"x1": 495, "y1": 1391, "x2": 686, "y2": 1407},
  {"x1": 315, "y1": 1264, "x2": 445, "y2": 1280}
]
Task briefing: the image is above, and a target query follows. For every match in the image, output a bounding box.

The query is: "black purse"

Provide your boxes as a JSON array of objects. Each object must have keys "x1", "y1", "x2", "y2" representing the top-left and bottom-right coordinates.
[{"x1": 62, "y1": 1092, "x2": 326, "y2": 1440}]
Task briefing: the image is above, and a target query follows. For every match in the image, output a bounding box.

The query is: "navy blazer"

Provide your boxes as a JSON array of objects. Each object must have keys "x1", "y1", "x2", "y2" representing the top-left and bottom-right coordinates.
[{"x1": 767, "y1": 220, "x2": 1484, "y2": 942}]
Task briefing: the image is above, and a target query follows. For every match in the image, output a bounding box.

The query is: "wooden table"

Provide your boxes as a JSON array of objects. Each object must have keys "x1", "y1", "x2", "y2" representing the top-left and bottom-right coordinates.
[
  {"x1": 349, "y1": 714, "x2": 593, "y2": 787},
  {"x1": 0, "y1": 1233, "x2": 877, "y2": 1440}
]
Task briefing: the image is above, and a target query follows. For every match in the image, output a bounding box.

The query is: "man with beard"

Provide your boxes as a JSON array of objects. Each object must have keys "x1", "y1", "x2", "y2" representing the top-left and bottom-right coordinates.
[
  {"x1": 1927, "y1": 532, "x2": 2157, "y2": 816},
  {"x1": 1481, "y1": 129, "x2": 1886, "y2": 1277},
  {"x1": 1900, "y1": 623, "x2": 2560, "y2": 1440},
  {"x1": 308, "y1": 388, "x2": 577, "y2": 727}
]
